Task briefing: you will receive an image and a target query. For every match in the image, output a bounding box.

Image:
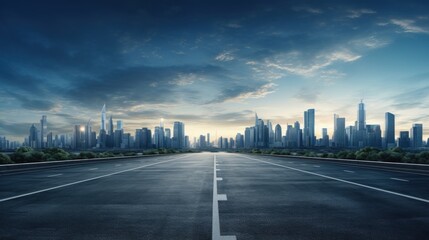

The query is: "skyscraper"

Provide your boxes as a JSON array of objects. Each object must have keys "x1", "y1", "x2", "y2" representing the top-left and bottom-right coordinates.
[
  {"x1": 304, "y1": 109, "x2": 315, "y2": 147},
  {"x1": 85, "y1": 119, "x2": 92, "y2": 149},
  {"x1": 173, "y1": 121, "x2": 185, "y2": 149},
  {"x1": 384, "y1": 112, "x2": 395, "y2": 148},
  {"x1": 398, "y1": 131, "x2": 410, "y2": 148},
  {"x1": 73, "y1": 125, "x2": 83, "y2": 149},
  {"x1": 356, "y1": 100, "x2": 367, "y2": 147},
  {"x1": 101, "y1": 104, "x2": 106, "y2": 131},
  {"x1": 334, "y1": 115, "x2": 346, "y2": 147},
  {"x1": 40, "y1": 115, "x2": 47, "y2": 148},
  {"x1": 357, "y1": 100, "x2": 366, "y2": 131},
  {"x1": 109, "y1": 116, "x2": 114, "y2": 135},
  {"x1": 117, "y1": 120, "x2": 123, "y2": 131},
  {"x1": 410, "y1": 124, "x2": 423, "y2": 148},
  {"x1": 29, "y1": 124, "x2": 39, "y2": 148}
]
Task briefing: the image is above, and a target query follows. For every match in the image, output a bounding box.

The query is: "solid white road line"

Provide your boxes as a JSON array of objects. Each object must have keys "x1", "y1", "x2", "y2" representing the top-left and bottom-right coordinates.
[
  {"x1": 241, "y1": 155, "x2": 429, "y2": 204},
  {"x1": 89, "y1": 168, "x2": 98, "y2": 171},
  {"x1": 115, "y1": 164, "x2": 121, "y2": 167},
  {"x1": 212, "y1": 155, "x2": 236, "y2": 240},
  {"x1": 0, "y1": 156, "x2": 187, "y2": 203},
  {"x1": 47, "y1": 174, "x2": 63, "y2": 177},
  {"x1": 314, "y1": 165, "x2": 320, "y2": 168},
  {"x1": 390, "y1": 177, "x2": 409, "y2": 182},
  {"x1": 344, "y1": 170, "x2": 355, "y2": 173}
]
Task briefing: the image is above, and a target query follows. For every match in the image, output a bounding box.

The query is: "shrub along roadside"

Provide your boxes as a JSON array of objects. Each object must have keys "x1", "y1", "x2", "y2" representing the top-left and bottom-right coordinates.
[
  {"x1": 0, "y1": 147, "x2": 197, "y2": 164},
  {"x1": 232, "y1": 147, "x2": 429, "y2": 164}
]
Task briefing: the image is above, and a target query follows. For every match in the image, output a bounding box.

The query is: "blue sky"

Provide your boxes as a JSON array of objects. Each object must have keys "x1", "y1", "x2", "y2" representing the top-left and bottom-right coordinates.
[{"x1": 0, "y1": 0, "x2": 429, "y2": 141}]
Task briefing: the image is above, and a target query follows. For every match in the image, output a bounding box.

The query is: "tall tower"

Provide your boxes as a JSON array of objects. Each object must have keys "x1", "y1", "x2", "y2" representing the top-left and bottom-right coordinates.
[
  {"x1": 109, "y1": 116, "x2": 114, "y2": 135},
  {"x1": 40, "y1": 115, "x2": 47, "y2": 148},
  {"x1": 101, "y1": 104, "x2": 106, "y2": 131},
  {"x1": 357, "y1": 100, "x2": 366, "y2": 131},
  {"x1": 304, "y1": 109, "x2": 315, "y2": 147},
  {"x1": 384, "y1": 112, "x2": 395, "y2": 148}
]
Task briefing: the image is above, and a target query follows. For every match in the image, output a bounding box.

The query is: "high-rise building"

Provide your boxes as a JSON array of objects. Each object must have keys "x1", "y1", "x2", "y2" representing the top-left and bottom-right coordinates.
[
  {"x1": 410, "y1": 124, "x2": 423, "y2": 148},
  {"x1": 384, "y1": 112, "x2": 395, "y2": 149},
  {"x1": 304, "y1": 109, "x2": 315, "y2": 147},
  {"x1": 40, "y1": 115, "x2": 47, "y2": 148},
  {"x1": 267, "y1": 120, "x2": 274, "y2": 145},
  {"x1": 101, "y1": 104, "x2": 106, "y2": 131},
  {"x1": 73, "y1": 125, "x2": 83, "y2": 149},
  {"x1": 29, "y1": 124, "x2": 39, "y2": 148},
  {"x1": 184, "y1": 136, "x2": 189, "y2": 148},
  {"x1": 334, "y1": 115, "x2": 346, "y2": 147},
  {"x1": 357, "y1": 100, "x2": 366, "y2": 131},
  {"x1": 356, "y1": 100, "x2": 367, "y2": 147},
  {"x1": 117, "y1": 120, "x2": 123, "y2": 131},
  {"x1": 109, "y1": 116, "x2": 114, "y2": 135},
  {"x1": 164, "y1": 128, "x2": 171, "y2": 148},
  {"x1": 235, "y1": 133, "x2": 244, "y2": 149},
  {"x1": 207, "y1": 133, "x2": 211, "y2": 147},
  {"x1": 199, "y1": 135, "x2": 206, "y2": 148},
  {"x1": 173, "y1": 121, "x2": 185, "y2": 149},
  {"x1": 274, "y1": 124, "x2": 282, "y2": 143},
  {"x1": 322, "y1": 128, "x2": 329, "y2": 147},
  {"x1": 398, "y1": 131, "x2": 410, "y2": 148},
  {"x1": 85, "y1": 120, "x2": 92, "y2": 149},
  {"x1": 366, "y1": 124, "x2": 382, "y2": 148},
  {"x1": 154, "y1": 126, "x2": 164, "y2": 148}
]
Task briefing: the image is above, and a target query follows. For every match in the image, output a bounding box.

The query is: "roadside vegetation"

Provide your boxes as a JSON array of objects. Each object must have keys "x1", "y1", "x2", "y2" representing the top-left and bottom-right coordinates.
[
  {"x1": 230, "y1": 147, "x2": 429, "y2": 164},
  {"x1": 0, "y1": 147, "x2": 197, "y2": 164}
]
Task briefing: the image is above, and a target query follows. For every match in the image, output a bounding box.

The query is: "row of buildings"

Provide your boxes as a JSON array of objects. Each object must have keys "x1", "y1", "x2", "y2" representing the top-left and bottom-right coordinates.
[
  {"x1": 21, "y1": 105, "x2": 189, "y2": 150},
  {"x1": 236, "y1": 101, "x2": 426, "y2": 150}
]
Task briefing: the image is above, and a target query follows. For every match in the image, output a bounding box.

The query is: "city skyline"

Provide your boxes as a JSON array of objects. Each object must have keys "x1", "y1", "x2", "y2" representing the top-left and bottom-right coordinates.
[
  {"x1": 0, "y1": 101, "x2": 427, "y2": 150},
  {"x1": 1, "y1": 1, "x2": 429, "y2": 142}
]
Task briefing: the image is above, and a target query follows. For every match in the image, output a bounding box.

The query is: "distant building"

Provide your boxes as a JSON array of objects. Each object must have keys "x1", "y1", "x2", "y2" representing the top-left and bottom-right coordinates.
[
  {"x1": 334, "y1": 115, "x2": 346, "y2": 147},
  {"x1": 173, "y1": 121, "x2": 185, "y2": 149},
  {"x1": 303, "y1": 109, "x2": 315, "y2": 147},
  {"x1": 384, "y1": 112, "x2": 395, "y2": 148},
  {"x1": 199, "y1": 135, "x2": 206, "y2": 148},
  {"x1": 29, "y1": 124, "x2": 39, "y2": 148},
  {"x1": 40, "y1": 115, "x2": 47, "y2": 148},
  {"x1": 274, "y1": 124, "x2": 282, "y2": 147},
  {"x1": 410, "y1": 124, "x2": 423, "y2": 148},
  {"x1": 322, "y1": 128, "x2": 329, "y2": 147},
  {"x1": 366, "y1": 124, "x2": 382, "y2": 148},
  {"x1": 398, "y1": 131, "x2": 410, "y2": 148},
  {"x1": 235, "y1": 133, "x2": 244, "y2": 149}
]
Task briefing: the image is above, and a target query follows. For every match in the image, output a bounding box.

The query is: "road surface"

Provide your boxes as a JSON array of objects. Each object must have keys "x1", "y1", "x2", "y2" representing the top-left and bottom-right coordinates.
[{"x1": 0, "y1": 152, "x2": 428, "y2": 239}]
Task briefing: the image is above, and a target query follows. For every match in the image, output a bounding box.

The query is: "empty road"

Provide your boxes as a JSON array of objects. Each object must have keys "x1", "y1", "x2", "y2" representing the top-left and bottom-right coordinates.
[{"x1": 0, "y1": 152, "x2": 428, "y2": 239}]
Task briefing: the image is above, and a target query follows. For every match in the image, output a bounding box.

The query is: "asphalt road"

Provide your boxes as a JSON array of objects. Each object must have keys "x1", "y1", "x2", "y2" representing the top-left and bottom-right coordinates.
[{"x1": 0, "y1": 152, "x2": 428, "y2": 240}]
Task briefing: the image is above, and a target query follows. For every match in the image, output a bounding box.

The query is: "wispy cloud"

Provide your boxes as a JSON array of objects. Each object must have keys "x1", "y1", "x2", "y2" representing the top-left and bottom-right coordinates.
[
  {"x1": 265, "y1": 49, "x2": 360, "y2": 78},
  {"x1": 390, "y1": 19, "x2": 429, "y2": 33},
  {"x1": 215, "y1": 51, "x2": 235, "y2": 61},
  {"x1": 347, "y1": 9, "x2": 376, "y2": 19}
]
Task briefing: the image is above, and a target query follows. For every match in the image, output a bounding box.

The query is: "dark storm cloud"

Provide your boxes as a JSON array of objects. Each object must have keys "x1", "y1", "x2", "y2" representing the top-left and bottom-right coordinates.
[{"x1": 6, "y1": 92, "x2": 57, "y2": 111}]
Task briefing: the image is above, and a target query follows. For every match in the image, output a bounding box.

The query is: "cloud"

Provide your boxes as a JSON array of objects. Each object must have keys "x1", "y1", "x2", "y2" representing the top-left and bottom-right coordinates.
[
  {"x1": 265, "y1": 49, "x2": 360, "y2": 78},
  {"x1": 390, "y1": 19, "x2": 429, "y2": 33},
  {"x1": 7, "y1": 92, "x2": 57, "y2": 111},
  {"x1": 215, "y1": 51, "x2": 235, "y2": 61},
  {"x1": 347, "y1": 9, "x2": 376, "y2": 19},
  {"x1": 208, "y1": 82, "x2": 276, "y2": 104}
]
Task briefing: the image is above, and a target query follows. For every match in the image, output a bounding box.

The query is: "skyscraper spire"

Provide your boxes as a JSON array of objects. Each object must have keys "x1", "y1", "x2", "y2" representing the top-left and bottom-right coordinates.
[{"x1": 255, "y1": 112, "x2": 258, "y2": 126}]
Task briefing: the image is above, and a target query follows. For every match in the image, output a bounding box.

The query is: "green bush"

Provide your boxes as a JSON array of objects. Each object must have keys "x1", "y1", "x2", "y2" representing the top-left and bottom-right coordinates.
[{"x1": 0, "y1": 153, "x2": 13, "y2": 164}]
